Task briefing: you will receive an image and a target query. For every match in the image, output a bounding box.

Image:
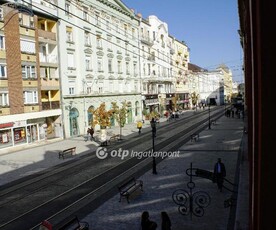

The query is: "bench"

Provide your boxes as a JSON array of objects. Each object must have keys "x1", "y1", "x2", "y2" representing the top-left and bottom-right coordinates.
[
  {"x1": 211, "y1": 119, "x2": 216, "y2": 125},
  {"x1": 108, "y1": 134, "x2": 120, "y2": 144},
  {"x1": 56, "y1": 215, "x2": 89, "y2": 230},
  {"x1": 190, "y1": 133, "x2": 199, "y2": 142},
  {"x1": 59, "y1": 147, "x2": 76, "y2": 159},
  {"x1": 118, "y1": 177, "x2": 143, "y2": 203},
  {"x1": 100, "y1": 140, "x2": 108, "y2": 146}
]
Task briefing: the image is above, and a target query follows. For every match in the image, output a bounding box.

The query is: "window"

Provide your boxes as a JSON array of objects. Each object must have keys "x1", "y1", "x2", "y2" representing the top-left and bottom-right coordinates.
[
  {"x1": 68, "y1": 80, "x2": 75, "y2": 95},
  {"x1": 20, "y1": 40, "x2": 35, "y2": 54},
  {"x1": 84, "y1": 31, "x2": 91, "y2": 46},
  {"x1": 143, "y1": 63, "x2": 146, "y2": 76},
  {"x1": 124, "y1": 24, "x2": 127, "y2": 36},
  {"x1": 22, "y1": 65, "x2": 36, "y2": 79},
  {"x1": 108, "y1": 59, "x2": 113, "y2": 73},
  {"x1": 106, "y1": 20, "x2": 110, "y2": 30},
  {"x1": 0, "y1": 65, "x2": 6, "y2": 78},
  {"x1": 95, "y1": 14, "x2": 100, "y2": 26},
  {"x1": 18, "y1": 14, "x2": 34, "y2": 28},
  {"x1": 125, "y1": 43, "x2": 128, "y2": 55},
  {"x1": 96, "y1": 35, "x2": 102, "y2": 48},
  {"x1": 126, "y1": 62, "x2": 130, "y2": 75},
  {"x1": 133, "y1": 63, "x2": 137, "y2": 76},
  {"x1": 24, "y1": 91, "x2": 38, "y2": 104},
  {"x1": 132, "y1": 28, "x2": 135, "y2": 40},
  {"x1": 85, "y1": 55, "x2": 92, "y2": 71},
  {"x1": 0, "y1": 92, "x2": 9, "y2": 106},
  {"x1": 97, "y1": 58, "x2": 103, "y2": 72},
  {"x1": 83, "y1": 6, "x2": 88, "y2": 21},
  {"x1": 67, "y1": 53, "x2": 75, "y2": 69},
  {"x1": 69, "y1": 87, "x2": 75, "y2": 95},
  {"x1": 0, "y1": 7, "x2": 3, "y2": 20},
  {"x1": 0, "y1": 36, "x2": 5, "y2": 49},
  {"x1": 65, "y1": 2, "x2": 70, "y2": 15},
  {"x1": 118, "y1": 61, "x2": 122, "y2": 73},
  {"x1": 66, "y1": 26, "x2": 73, "y2": 42}
]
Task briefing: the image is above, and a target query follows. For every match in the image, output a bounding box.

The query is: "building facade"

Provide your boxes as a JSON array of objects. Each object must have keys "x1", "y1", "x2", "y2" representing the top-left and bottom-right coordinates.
[
  {"x1": 139, "y1": 15, "x2": 176, "y2": 119},
  {"x1": 0, "y1": 1, "x2": 62, "y2": 152},
  {"x1": 58, "y1": 0, "x2": 141, "y2": 137}
]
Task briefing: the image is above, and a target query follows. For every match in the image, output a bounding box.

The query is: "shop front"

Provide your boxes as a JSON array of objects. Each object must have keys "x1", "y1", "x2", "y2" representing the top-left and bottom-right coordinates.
[
  {"x1": 0, "y1": 121, "x2": 39, "y2": 150},
  {"x1": 0, "y1": 113, "x2": 62, "y2": 152}
]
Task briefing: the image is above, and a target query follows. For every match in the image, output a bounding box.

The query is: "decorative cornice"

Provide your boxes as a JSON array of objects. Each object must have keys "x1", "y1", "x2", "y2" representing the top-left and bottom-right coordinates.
[{"x1": 96, "y1": 0, "x2": 135, "y2": 18}]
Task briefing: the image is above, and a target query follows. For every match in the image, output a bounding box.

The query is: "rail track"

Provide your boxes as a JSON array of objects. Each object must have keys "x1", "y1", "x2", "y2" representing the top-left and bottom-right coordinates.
[{"x1": 0, "y1": 106, "x2": 224, "y2": 230}]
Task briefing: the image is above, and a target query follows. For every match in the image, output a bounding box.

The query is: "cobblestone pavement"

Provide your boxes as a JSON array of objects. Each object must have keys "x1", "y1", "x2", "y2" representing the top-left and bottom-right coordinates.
[{"x1": 0, "y1": 111, "x2": 248, "y2": 230}]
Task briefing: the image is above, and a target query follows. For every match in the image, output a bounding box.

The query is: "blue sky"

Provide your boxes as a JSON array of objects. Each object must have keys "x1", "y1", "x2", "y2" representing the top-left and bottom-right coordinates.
[{"x1": 122, "y1": 0, "x2": 243, "y2": 83}]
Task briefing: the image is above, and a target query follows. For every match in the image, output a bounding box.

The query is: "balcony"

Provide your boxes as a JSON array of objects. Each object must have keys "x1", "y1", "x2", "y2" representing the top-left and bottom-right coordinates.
[
  {"x1": 42, "y1": 101, "x2": 60, "y2": 110},
  {"x1": 39, "y1": 54, "x2": 58, "y2": 66},
  {"x1": 170, "y1": 48, "x2": 175, "y2": 55},
  {"x1": 38, "y1": 29, "x2": 56, "y2": 41},
  {"x1": 140, "y1": 35, "x2": 153, "y2": 46}
]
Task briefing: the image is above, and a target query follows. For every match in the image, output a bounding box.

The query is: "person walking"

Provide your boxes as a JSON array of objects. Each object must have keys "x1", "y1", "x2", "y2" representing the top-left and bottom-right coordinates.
[
  {"x1": 141, "y1": 211, "x2": 157, "y2": 230},
  {"x1": 89, "y1": 127, "x2": 94, "y2": 141},
  {"x1": 213, "y1": 158, "x2": 226, "y2": 192},
  {"x1": 137, "y1": 120, "x2": 143, "y2": 135},
  {"x1": 161, "y1": 211, "x2": 171, "y2": 230}
]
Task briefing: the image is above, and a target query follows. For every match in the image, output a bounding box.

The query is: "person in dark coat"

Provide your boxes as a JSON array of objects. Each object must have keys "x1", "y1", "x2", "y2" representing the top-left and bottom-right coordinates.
[
  {"x1": 213, "y1": 158, "x2": 226, "y2": 192},
  {"x1": 141, "y1": 211, "x2": 157, "y2": 230},
  {"x1": 161, "y1": 211, "x2": 171, "y2": 230},
  {"x1": 89, "y1": 127, "x2": 94, "y2": 141}
]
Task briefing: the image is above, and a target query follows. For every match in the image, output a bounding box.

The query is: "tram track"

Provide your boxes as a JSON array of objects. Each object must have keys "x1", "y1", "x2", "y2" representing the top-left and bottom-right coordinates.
[{"x1": 0, "y1": 107, "x2": 224, "y2": 230}]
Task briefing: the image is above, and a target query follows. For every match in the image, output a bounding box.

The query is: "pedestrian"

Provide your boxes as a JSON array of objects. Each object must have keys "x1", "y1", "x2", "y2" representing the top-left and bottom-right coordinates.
[
  {"x1": 213, "y1": 158, "x2": 226, "y2": 192},
  {"x1": 89, "y1": 127, "x2": 94, "y2": 141},
  {"x1": 161, "y1": 211, "x2": 171, "y2": 230},
  {"x1": 137, "y1": 120, "x2": 143, "y2": 134},
  {"x1": 85, "y1": 128, "x2": 91, "y2": 142},
  {"x1": 141, "y1": 211, "x2": 157, "y2": 230}
]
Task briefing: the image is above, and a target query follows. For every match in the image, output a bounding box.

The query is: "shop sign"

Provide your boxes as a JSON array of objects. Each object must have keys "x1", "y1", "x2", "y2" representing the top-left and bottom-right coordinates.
[
  {"x1": 14, "y1": 120, "x2": 27, "y2": 127},
  {"x1": 145, "y1": 98, "x2": 159, "y2": 105},
  {"x1": 0, "y1": 122, "x2": 14, "y2": 128}
]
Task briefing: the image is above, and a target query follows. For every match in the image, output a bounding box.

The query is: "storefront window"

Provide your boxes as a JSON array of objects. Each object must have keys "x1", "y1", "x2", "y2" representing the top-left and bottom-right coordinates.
[
  {"x1": 0, "y1": 129, "x2": 12, "y2": 149},
  {"x1": 14, "y1": 127, "x2": 27, "y2": 145}
]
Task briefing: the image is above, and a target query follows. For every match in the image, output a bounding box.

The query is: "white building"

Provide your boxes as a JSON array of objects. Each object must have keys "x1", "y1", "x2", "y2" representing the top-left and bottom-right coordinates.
[
  {"x1": 138, "y1": 14, "x2": 174, "y2": 118},
  {"x1": 57, "y1": 0, "x2": 141, "y2": 136}
]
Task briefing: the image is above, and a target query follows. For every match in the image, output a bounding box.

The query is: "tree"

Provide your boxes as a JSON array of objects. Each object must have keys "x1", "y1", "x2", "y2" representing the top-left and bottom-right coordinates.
[
  {"x1": 191, "y1": 92, "x2": 199, "y2": 108},
  {"x1": 89, "y1": 102, "x2": 113, "y2": 129},
  {"x1": 110, "y1": 101, "x2": 129, "y2": 139}
]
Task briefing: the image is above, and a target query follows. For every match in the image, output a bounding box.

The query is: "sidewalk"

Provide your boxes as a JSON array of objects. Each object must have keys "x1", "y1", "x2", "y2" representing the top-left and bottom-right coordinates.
[
  {"x1": 0, "y1": 111, "x2": 248, "y2": 230},
  {"x1": 79, "y1": 115, "x2": 247, "y2": 230}
]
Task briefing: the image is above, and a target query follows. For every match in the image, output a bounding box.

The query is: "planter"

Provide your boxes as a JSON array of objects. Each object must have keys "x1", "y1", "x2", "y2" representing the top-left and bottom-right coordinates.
[{"x1": 100, "y1": 129, "x2": 107, "y2": 142}]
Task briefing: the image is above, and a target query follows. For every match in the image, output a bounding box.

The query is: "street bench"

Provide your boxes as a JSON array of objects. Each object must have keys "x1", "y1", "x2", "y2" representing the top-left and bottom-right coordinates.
[
  {"x1": 56, "y1": 215, "x2": 89, "y2": 230},
  {"x1": 190, "y1": 133, "x2": 199, "y2": 142},
  {"x1": 100, "y1": 140, "x2": 108, "y2": 146},
  {"x1": 108, "y1": 134, "x2": 120, "y2": 144},
  {"x1": 59, "y1": 147, "x2": 76, "y2": 159},
  {"x1": 118, "y1": 177, "x2": 143, "y2": 203}
]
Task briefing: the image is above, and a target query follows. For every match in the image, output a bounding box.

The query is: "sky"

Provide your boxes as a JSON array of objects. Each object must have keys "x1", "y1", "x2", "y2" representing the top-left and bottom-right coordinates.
[{"x1": 122, "y1": 0, "x2": 244, "y2": 83}]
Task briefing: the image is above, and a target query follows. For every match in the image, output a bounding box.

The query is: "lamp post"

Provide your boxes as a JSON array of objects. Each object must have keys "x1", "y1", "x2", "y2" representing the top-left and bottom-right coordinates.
[
  {"x1": 151, "y1": 118, "x2": 157, "y2": 174},
  {"x1": 208, "y1": 104, "x2": 211, "y2": 129}
]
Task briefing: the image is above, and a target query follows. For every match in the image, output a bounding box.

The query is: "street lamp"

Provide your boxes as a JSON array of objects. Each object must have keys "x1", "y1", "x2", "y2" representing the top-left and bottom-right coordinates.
[
  {"x1": 208, "y1": 104, "x2": 211, "y2": 129},
  {"x1": 150, "y1": 118, "x2": 157, "y2": 174}
]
